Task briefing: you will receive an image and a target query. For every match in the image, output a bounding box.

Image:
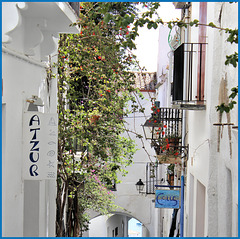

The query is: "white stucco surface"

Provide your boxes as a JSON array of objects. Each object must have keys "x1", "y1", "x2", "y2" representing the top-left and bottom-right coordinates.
[
  {"x1": 2, "y1": 2, "x2": 79, "y2": 236},
  {"x1": 184, "y1": 2, "x2": 238, "y2": 237}
]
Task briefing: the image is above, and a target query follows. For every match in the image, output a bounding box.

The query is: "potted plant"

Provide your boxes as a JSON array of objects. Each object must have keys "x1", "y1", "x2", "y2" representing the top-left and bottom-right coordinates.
[
  {"x1": 147, "y1": 105, "x2": 186, "y2": 164},
  {"x1": 155, "y1": 135, "x2": 183, "y2": 164}
]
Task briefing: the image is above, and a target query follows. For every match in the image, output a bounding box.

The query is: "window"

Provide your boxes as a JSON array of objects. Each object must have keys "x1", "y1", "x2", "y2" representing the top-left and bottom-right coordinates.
[
  {"x1": 172, "y1": 3, "x2": 207, "y2": 110},
  {"x1": 172, "y1": 43, "x2": 206, "y2": 110}
]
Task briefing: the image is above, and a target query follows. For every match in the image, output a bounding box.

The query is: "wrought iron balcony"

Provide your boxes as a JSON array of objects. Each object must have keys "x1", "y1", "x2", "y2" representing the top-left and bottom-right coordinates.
[
  {"x1": 142, "y1": 107, "x2": 182, "y2": 142},
  {"x1": 172, "y1": 43, "x2": 207, "y2": 110},
  {"x1": 142, "y1": 107, "x2": 189, "y2": 164}
]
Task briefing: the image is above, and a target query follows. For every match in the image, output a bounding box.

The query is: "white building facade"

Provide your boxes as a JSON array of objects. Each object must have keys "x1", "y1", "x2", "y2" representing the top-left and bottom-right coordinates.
[
  {"x1": 156, "y1": 2, "x2": 238, "y2": 237},
  {"x1": 2, "y1": 2, "x2": 79, "y2": 236},
  {"x1": 185, "y1": 2, "x2": 238, "y2": 237}
]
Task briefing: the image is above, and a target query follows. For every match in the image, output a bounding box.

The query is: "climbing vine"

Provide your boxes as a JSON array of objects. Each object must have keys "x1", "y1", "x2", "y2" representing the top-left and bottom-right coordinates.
[
  {"x1": 55, "y1": 2, "x2": 238, "y2": 236},
  {"x1": 56, "y1": 2, "x2": 145, "y2": 236},
  {"x1": 216, "y1": 86, "x2": 238, "y2": 113}
]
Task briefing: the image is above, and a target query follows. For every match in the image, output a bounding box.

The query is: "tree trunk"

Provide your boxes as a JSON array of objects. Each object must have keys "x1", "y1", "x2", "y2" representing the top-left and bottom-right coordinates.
[{"x1": 56, "y1": 180, "x2": 68, "y2": 237}]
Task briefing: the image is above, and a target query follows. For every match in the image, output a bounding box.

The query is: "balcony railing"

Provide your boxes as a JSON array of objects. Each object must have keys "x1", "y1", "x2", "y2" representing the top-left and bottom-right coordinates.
[
  {"x1": 172, "y1": 43, "x2": 207, "y2": 110},
  {"x1": 143, "y1": 107, "x2": 182, "y2": 142},
  {"x1": 142, "y1": 107, "x2": 189, "y2": 164},
  {"x1": 154, "y1": 107, "x2": 182, "y2": 140}
]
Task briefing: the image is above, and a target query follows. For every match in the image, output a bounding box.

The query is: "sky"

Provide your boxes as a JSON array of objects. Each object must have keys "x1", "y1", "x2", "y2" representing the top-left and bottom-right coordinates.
[
  {"x1": 133, "y1": 2, "x2": 181, "y2": 72},
  {"x1": 128, "y1": 218, "x2": 142, "y2": 237}
]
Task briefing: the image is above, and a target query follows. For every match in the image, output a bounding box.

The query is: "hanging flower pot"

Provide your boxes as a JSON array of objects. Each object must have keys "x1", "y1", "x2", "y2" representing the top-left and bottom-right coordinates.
[
  {"x1": 155, "y1": 137, "x2": 183, "y2": 164},
  {"x1": 168, "y1": 137, "x2": 180, "y2": 147},
  {"x1": 157, "y1": 153, "x2": 182, "y2": 164}
]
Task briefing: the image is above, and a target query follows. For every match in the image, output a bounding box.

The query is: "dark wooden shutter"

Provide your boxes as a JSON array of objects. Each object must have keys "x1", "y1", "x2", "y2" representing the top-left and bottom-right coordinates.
[{"x1": 173, "y1": 44, "x2": 184, "y2": 101}]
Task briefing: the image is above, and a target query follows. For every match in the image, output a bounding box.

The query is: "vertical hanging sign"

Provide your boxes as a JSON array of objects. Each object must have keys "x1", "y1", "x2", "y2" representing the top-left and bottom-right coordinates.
[{"x1": 22, "y1": 112, "x2": 58, "y2": 180}]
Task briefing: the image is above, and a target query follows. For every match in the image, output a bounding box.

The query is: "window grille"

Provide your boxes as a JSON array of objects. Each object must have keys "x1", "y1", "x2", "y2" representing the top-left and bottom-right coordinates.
[{"x1": 146, "y1": 162, "x2": 161, "y2": 194}]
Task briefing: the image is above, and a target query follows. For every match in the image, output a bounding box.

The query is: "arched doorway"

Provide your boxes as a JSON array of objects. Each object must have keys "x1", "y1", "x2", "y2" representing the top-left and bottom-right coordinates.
[{"x1": 87, "y1": 212, "x2": 148, "y2": 237}]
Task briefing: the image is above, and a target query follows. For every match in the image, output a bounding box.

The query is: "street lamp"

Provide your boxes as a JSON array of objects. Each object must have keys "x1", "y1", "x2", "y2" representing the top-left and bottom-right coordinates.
[
  {"x1": 135, "y1": 179, "x2": 145, "y2": 193},
  {"x1": 142, "y1": 117, "x2": 161, "y2": 140}
]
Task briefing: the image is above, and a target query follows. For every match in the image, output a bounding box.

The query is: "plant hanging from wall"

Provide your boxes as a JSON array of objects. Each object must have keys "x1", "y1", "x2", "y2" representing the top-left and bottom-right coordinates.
[
  {"x1": 153, "y1": 130, "x2": 183, "y2": 164},
  {"x1": 149, "y1": 105, "x2": 184, "y2": 164},
  {"x1": 56, "y1": 2, "x2": 151, "y2": 237},
  {"x1": 55, "y1": 2, "x2": 237, "y2": 236},
  {"x1": 216, "y1": 86, "x2": 238, "y2": 114}
]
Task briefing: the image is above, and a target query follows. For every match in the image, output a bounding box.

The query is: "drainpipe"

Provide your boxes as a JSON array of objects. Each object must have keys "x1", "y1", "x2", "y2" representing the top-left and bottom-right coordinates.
[{"x1": 180, "y1": 3, "x2": 190, "y2": 237}]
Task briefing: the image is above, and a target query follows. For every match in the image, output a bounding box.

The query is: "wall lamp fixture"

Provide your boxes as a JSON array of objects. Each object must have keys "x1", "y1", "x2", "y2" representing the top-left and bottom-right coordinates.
[
  {"x1": 27, "y1": 95, "x2": 44, "y2": 111},
  {"x1": 135, "y1": 179, "x2": 145, "y2": 193}
]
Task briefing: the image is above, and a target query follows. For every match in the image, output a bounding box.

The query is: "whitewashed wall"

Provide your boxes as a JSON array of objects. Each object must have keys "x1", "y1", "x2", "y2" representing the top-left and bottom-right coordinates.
[
  {"x1": 156, "y1": 25, "x2": 174, "y2": 108},
  {"x1": 2, "y1": 2, "x2": 78, "y2": 236},
  {"x1": 2, "y1": 50, "x2": 49, "y2": 236},
  {"x1": 184, "y1": 2, "x2": 238, "y2": 237},
  {"x1": 155, "y1": 2, "x2": 238, "y2": 237},
  {"x1": 112, "y1": 91, "x2": 160, "y2": 237}
]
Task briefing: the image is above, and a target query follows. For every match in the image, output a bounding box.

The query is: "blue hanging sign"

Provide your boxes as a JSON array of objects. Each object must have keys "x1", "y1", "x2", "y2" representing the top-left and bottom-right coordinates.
[{"x1": 155, "y1": 189, "x2": 180, "y2": 208}]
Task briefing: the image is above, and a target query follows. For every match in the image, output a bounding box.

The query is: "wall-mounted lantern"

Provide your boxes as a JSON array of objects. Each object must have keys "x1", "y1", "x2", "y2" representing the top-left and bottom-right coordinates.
[
  {"x1": 135, "y1": 179, "x2": 145, "y2": 193},
  {"x1": 142, "y1": 118, "x2": 160, "y2": 140},
  {"x1": 27, "y1": 95, "x2": 44, "y2": 111}
]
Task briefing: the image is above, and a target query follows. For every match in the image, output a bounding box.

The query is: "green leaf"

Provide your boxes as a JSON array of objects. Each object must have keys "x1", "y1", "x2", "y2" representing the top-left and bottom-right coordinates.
[
  {"x1": 208, "y1": 22, "x2": 216, "y2": 28},
  {"x1": 153, "y1": 22, "x2": 158, "y2": 29},
  {"x1": 193, "y1": 19, "x2": 199, "y2": 25},
  {"x1": 104, "y1": 13, "x2": 111, "y2": 23},
  {"x1": 225, "y1": 52, "x2": 238, "y2": 68},
  {"x1": 147, "y1": 22, "x2": 153, "y2": 29},
  {"x1": 168, "y1": 22, "x2": 172, "y2": 30}
]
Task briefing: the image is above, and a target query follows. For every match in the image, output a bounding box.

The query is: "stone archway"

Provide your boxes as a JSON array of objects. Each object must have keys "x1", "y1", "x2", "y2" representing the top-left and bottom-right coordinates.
[{"x1": 84, "y1": 211, "x2": 149, "y2": 237}]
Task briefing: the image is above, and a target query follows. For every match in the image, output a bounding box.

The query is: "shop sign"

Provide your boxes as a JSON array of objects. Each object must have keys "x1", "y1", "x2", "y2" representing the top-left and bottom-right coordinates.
[
  {"x1": 22, "y1": 112, "x2": 58, "y2": 180},
  {"x1": 155, "y1": 189, "x2": 180, "y2": 208}
]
